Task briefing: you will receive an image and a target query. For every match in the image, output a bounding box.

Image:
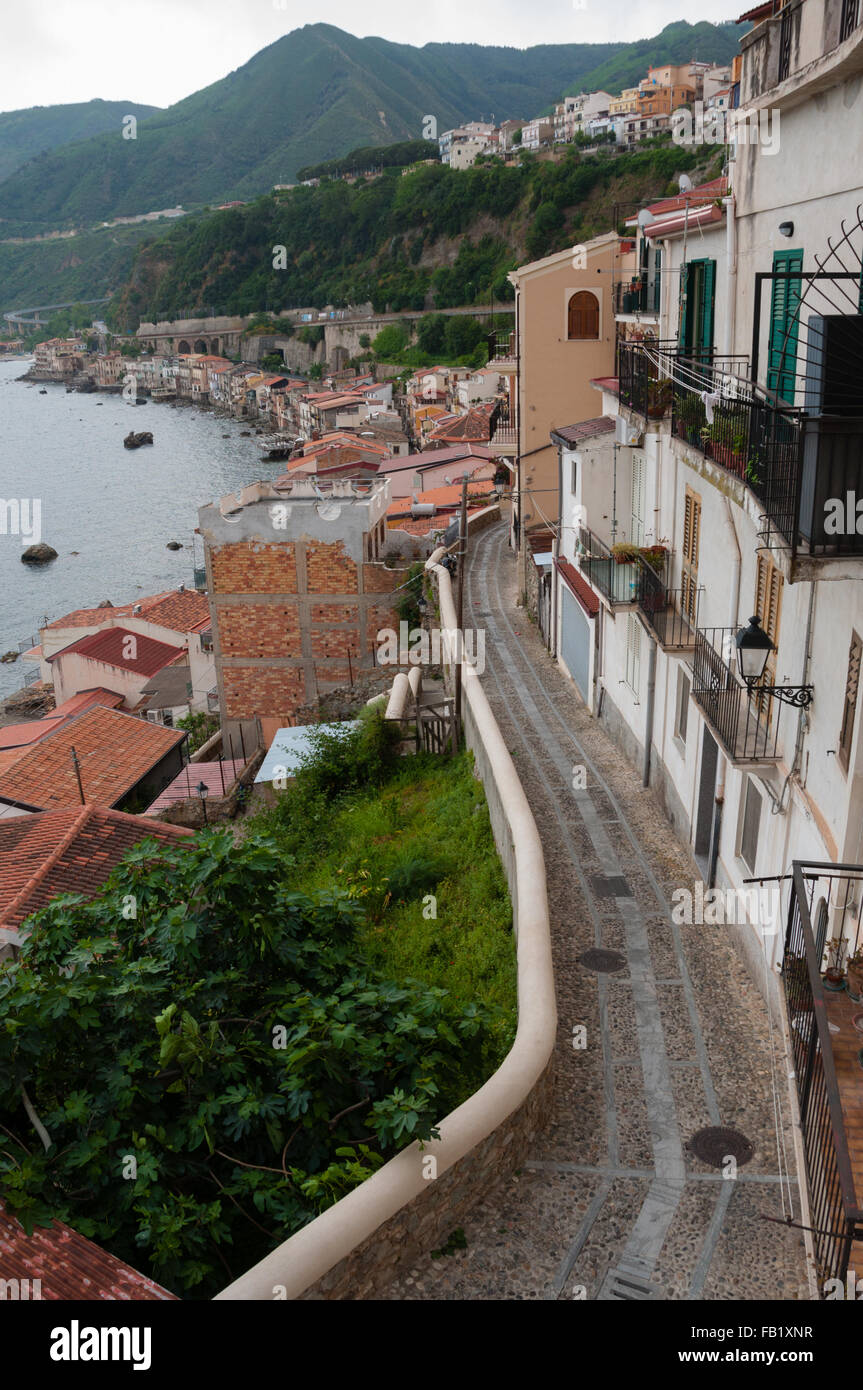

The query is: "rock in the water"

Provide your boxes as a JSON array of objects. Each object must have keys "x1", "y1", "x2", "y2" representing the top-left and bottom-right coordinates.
[
  {"x1": 240, "y1": 431, "x2": 251, "y2": 436},
  {"x1": 166, "y1": 540, "x2": 182, "y2": 550},
  {"x1": 123, "y1": 430, "x2": 154, "y2": 449},
  {"x1": 21, "y1": 543, "x2": 58, "y2": 564},
  {"x1": 1, "y1": 650, "x2": 19, "y2": 663}
]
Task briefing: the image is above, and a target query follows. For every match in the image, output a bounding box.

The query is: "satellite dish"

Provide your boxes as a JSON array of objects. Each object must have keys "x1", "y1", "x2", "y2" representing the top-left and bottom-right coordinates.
[
  {"x1": 637, "y1": 208, "x2": 656, "y2": 227},
  {"x1": 678, "y1": 174, "x2": 693, "y2": 193}
]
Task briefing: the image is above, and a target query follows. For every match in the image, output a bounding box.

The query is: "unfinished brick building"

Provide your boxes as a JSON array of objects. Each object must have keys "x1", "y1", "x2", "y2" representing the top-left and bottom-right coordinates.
[{"x1": 198, "y1": 478, "x2": 423, "y2": 748}]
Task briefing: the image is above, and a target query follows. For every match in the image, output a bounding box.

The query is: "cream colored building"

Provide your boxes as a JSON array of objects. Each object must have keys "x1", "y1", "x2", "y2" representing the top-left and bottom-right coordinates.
[{"x1": 502, "y1": 233, "x2": 632, "y2": 590}]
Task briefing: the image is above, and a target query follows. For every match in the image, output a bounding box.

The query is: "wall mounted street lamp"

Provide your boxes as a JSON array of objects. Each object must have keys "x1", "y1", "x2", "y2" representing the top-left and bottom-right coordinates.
[
  {"x1": 734, "y1": 616, "x2": 814, "y2": 707},
  {"x1": 196, "y1": 780, "x2": 210, "y2": 825},
  {"x1": 778, "y1": 221, "x2": 794, "y2": 238}
]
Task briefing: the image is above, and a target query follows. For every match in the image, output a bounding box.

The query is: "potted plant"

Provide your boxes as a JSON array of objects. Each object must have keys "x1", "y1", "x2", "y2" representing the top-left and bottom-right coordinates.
[
  {"x1": 611, "y1": 541, "x2": 640, "y2": 564},
  {"x1": 676, "y1": 391, "x2": 706, "y2": 444},
  {"x1": 639, "y1": 543, "x2": 668, "y2": 574},
  {"x1": 783, "y1": 953, "x2": 814, "y2": 1010},
  {"x1": 823, "y1": 935, "x2": 849, "y2": 992},
  {"x1": 847, "y1": 946, "x2": 863, "y2": 1002},
  {"x1": 647, "y1": 378, "x2": 672, "y2": 418}
]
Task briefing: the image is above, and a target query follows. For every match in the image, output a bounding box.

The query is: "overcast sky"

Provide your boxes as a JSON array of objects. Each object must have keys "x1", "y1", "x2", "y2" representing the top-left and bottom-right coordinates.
[{"x1": 0, "y1": 0, "x2": 738, "y2": 113}]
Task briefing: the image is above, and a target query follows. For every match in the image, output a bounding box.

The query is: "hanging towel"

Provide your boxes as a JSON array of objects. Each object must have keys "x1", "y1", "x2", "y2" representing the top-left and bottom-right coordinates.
[{"x1": 700, "y1": 389, "x2": 720, "y2": 424}]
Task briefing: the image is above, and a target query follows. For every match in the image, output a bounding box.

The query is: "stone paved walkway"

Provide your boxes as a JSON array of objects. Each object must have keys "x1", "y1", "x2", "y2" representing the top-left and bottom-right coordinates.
[{"x1": 384, "y1": 522, "x2": 810, "y2": 1302}]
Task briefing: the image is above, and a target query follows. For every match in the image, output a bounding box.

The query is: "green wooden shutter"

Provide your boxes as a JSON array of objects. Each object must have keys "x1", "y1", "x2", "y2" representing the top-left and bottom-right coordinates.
[
  {"x1": 698, "y1": 259, "x2": 716, "y2": 356},
  {"x1": 652, "y1": 247, "x2": 662, "y2": 313},
  {"x1": 767, "y1": 249, "x2": 803, "y2": 403}
]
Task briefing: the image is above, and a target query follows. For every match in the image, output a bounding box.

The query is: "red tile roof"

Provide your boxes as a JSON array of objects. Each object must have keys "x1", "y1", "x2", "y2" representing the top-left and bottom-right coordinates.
[
  {"x1": 45, "y1": 589, "x2": 209, "y2": 636},
  {"x1": 557, "y1": 559, "x2": 600, "y2": 617},
  {"x1": 0, "y1": 692, "x2": 124, "y2": 752},
  {"x1": 641, "y1": 176, "x2": 728, "y2": 218},
  {"x1": 0, "y1": 707, "x2": 186, "y2": 813},
  {"x1": 551, "y1": 416, "x2": 616, "y2": 446},
  {"x1": 134, "y1": 589, "x2": 209, "y2": 633},
  {"x1": 49, "y1": 627, "x2": 185, "y2": 678},
  {"x1": 0, "y1": 805, "x2": 193, "y2": 930},
  {"x1": 50, "y1": 688, "x2": 126, "y2": 719},
  {"x1": 427, "y1": 407, "x2": 494, "y2": 444},
  {"x1": 0, "y1": 718, "x2": 65, "y2": 751},
  {"x1": 0, "y1": 1202, "x2": 176, "y2": 1300}
]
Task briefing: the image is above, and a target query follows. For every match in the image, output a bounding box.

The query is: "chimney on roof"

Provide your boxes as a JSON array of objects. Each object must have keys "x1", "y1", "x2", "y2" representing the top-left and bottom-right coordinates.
[
  {"x1": 133, "y1": 603, "x2": 142, "y2": 614},
  {"x1": 177, "y1": 583, "x2": 185, "y2": 593}
]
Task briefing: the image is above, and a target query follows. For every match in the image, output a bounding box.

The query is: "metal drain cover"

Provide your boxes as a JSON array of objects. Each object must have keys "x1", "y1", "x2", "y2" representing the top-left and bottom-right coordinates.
[
  {"x1": 580, "y1": 947, "x2": 627, "y2": 974},
  {"x1": 686, "y1": 1126, "x2": 754, "y2": 1168},
  {"x1": 590, "y1": 874, "x2": 631, "y2": 898}
]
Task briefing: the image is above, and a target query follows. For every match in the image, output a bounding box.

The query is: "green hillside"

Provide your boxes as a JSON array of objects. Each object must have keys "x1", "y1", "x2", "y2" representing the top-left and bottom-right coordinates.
[
  {"x1": 111, "y1": 141, "x2": 719, "y2": 329},
  {"x1": 0, "y1": 223, "x2": 165, "y2": 316},
  {"x1": 0, "y1": 99, "x2": 159, "y2": 186},
  {"x1": 0, "y1": 21, "x2": 742, "y2": 235},
  {"x1": 581, "y1": 20, "x2": 745, "y2": 92}
]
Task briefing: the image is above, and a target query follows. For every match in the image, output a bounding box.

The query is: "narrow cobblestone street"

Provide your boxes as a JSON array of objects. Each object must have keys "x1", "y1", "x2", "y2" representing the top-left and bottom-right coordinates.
[{"x1": 385, "y1": 521, "x2": 810, "y2": 1302}]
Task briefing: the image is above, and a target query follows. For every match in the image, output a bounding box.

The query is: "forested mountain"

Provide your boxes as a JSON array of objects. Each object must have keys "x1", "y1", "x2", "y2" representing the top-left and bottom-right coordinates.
[
  {"x1": 0, "y1": 99, "x2": 159, "y2": 185},
  {"x1": 111, "y1": 142, "x2": 719, "y2": 328},
  {"x1": 0, "y1": 21, "x2": 745, "y2": 235}
]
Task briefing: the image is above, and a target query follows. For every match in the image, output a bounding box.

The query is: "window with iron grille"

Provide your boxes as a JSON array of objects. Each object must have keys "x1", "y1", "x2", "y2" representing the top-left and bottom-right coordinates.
[
  {"x1": 840, "y1": 0, "x2": 860, "y2": 44},
  {"x1": 838, "y1": 631, "x2": 862, "y2": 772},
  {"x1": 778, "y1": 6, "x2": 793, "y2": 81},
  {"x1": 740, "y1": 777, "x2": 762, "y2": 873}
]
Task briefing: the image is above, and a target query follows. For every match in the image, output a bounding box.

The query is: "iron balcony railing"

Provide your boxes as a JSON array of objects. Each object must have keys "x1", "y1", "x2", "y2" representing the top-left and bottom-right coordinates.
[
  {"x1": 487, "y1": 331, "x2": 518, "y2": 363},
  {"x1": 635, "y1": 561, "x2": 700, "y2": 649},
  {"x1": 650, "y1": 343, "x2": 863, "y2": 557},
  {"x1": 782, "y1": 862, "x2": 863, "y2": 1290},
  {"x1": 840, "y1": 0, "x2": 861, "y2": 41},
  {"x1": 617, "y1": 339, "x2": 677, "y2": 419},
  {"x1": 692, "y1": 626, "x2": 785, "y2": 761},
  {"x1": 613, "y1": 278, "x2": 661, "y2": 316},
  {"x1": 489, "y1": 397, "x2": 516, "y2": 448},
  {"x1": 577, "y1": 524, "x2": 640, "y2": 605}
]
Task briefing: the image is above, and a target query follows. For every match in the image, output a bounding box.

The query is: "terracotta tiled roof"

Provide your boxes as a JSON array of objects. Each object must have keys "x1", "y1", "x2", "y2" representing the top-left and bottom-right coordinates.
[
  {"x1": 551, "y1": 416, "x2": 616, "y2": 446},
  {"x1": 641, "y1": 176, "x2": 728, "y2": 218},
  {"x1": 0, "y1": 707, "x2": 186, "y2": 813},
  {"x1": 49, "y1": 627, "x2": 185, "y2": 678},
  {"x1": 0, "y1": 805, "x2": 193, "y2": 929},
  {"x1": 0, "y1": 1201, "x2": 176, "y2": 1300},
  {"x1": 50, "y1": 688, "x2": 126, "y2": 719},
  {"x1": 557, "y1": 559, "x2": 600, "y2": 617},
  {"x1": 0, "y1": 692, "x2": 124, "y2": 752},
  {"x1": 427, "y1": 407, "x2": 494, "y2": 444},
  {"x1": 44, "y1": 589, "x2": 208, "y2": 636},
  {"x1": 0, "y1": 718, "x2": 66, "y2": 751},
  {"x1": 135, "y1": 589, "x2": 209, "y2": 633},
  {"x1": 45, "y1": 601, "x2": 142, "y2": 631}
]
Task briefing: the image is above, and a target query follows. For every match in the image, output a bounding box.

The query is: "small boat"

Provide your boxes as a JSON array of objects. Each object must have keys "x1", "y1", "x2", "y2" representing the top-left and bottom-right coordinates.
[{"x1": 39, "y1": 388, "x2": 48, "y2": 394}]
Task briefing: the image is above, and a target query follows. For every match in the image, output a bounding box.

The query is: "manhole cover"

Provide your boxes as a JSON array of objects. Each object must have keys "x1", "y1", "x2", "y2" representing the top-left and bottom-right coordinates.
[
  {"x1": 590, "y1": 874, "x2": 631, "y2": 898},
  {"x1": 579, "y1": 947, "x2": 627, "y2": 974},
  {"x1": 686, "y1": 1127, "x2": 754, "y2": 1168}
]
